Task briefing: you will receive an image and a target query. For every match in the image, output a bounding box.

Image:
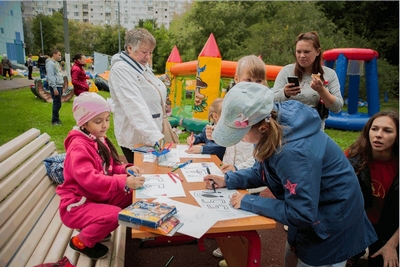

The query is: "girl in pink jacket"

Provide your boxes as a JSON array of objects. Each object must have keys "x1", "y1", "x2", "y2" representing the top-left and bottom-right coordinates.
[{"x1": 56, "y1": 92, "x2": 145, "y2": 259}]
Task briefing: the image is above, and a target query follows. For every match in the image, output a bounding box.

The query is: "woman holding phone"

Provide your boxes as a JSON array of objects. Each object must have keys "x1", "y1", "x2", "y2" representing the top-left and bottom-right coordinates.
[{"x1": 273, "y1": 31, "x2": 343, "y2": 129}]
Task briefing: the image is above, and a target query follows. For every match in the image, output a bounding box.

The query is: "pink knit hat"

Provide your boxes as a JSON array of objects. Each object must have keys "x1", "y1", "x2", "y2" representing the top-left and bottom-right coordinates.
[{"x1": 73, "y1": 92, "x2": 111, "y2": 126}]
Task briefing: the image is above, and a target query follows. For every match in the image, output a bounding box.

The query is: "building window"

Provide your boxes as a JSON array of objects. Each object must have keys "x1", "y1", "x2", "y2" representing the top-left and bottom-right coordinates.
[
  {"x1": 10, "y1": 10, "x2": 13, "y2": 16},
  {"x1": 74, "y1": 12, "x2": 79, "y2": 16},
  {"x1": 0, "y1": 28, "x2": 4, "y2": 34}
]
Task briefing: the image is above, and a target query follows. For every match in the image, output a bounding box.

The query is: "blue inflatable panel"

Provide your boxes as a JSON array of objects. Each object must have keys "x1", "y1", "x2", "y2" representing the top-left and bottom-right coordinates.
[{"x1": 325, "y1": 112, "x2": 370, "y2": 131}]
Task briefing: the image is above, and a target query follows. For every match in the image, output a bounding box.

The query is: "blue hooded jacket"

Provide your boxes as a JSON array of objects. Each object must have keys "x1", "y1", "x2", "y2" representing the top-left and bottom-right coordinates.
[{"x1": 225, "y1": 100, "x2": 377, "y2": 265}]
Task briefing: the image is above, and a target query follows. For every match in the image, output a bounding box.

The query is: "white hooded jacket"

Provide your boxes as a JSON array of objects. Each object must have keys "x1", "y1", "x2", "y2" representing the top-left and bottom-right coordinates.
[{"x1": 109, "y1": 52, "x2": 166, "y2": 149}]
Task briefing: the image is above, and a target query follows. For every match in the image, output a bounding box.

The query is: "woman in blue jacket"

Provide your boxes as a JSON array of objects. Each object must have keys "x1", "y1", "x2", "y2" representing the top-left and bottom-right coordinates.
[{"x1": 206, "y1": 82, "x2": 377, "y2": 267}]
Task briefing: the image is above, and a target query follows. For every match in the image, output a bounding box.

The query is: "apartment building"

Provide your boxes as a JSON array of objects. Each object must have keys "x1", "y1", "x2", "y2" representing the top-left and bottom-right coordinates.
[{"x1": 21, "y1": 0, "x2": 190, "y2": 29}]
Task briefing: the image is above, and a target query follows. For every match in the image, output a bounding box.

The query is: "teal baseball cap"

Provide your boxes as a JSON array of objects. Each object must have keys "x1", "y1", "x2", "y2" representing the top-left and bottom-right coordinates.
[{"x1": 212, "y1": 82, "x2": 274, "y2": 147}]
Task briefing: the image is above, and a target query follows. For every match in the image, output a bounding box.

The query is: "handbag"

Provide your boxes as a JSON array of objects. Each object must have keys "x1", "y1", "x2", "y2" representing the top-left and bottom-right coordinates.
[{"x1": 315, "y1": 98, "x2": 329, "y2": 119}]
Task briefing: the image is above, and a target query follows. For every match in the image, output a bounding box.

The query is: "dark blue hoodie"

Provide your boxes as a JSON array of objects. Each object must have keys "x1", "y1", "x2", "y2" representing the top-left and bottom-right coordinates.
[{"x1": 225, "y1": 100, "x2": 377, "y2": 265}]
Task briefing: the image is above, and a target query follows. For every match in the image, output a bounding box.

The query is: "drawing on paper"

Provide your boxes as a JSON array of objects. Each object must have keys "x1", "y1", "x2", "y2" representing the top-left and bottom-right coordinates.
[
  {"x1": 136, "y1": 174, "x2": 186, "y2": 198},
  {"x1": 180, "y1": 162, "x2": 224, "y2": 182},
  {"x1": 190, "y1": 188, "x2": 256, "y2": 219}
]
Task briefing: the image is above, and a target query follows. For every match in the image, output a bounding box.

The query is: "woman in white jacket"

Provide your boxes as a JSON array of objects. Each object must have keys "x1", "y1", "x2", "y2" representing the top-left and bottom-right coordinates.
[{"x1": 109, "y1": 28, "x2": 166, "y2": 163}]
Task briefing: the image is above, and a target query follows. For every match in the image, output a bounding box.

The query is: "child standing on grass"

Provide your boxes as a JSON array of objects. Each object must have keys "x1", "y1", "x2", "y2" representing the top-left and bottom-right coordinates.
[{"x1": 56, "y1": 92, "x2": 145, "y2": 259}]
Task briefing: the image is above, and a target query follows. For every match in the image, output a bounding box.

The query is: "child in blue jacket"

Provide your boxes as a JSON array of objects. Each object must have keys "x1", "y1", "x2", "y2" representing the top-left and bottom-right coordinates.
[{"x1": 185, "y1": 98, "x2": 226, "y2": 161}]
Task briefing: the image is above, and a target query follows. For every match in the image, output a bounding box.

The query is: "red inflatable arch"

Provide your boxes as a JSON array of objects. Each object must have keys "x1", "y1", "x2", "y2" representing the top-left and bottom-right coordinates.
[{"x1": 323, "y1": 48, "x2": 379, "y2": 61}]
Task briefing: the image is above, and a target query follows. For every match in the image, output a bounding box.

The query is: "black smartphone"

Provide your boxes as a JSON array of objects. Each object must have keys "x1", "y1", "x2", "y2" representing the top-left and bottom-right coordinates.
[{"x1": 287, "y1": 76, "x2": 300, "y2": 87}]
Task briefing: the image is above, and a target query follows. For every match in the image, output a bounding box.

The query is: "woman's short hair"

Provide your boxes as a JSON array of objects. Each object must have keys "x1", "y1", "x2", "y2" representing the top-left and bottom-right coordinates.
[{"x1": 124, "y1": 28, "x2": 156, "y2": 53}]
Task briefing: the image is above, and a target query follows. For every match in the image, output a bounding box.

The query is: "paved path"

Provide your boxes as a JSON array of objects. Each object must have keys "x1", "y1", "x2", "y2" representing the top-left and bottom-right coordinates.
[{"x1": 0, "y1": 77, "x2": 35, "y2": 91}]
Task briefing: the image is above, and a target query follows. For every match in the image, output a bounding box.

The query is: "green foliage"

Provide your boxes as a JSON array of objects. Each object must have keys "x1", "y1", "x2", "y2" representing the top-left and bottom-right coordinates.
[
  {"x1": 317, "y1": 1, "x2": 399, "y2": 65},
  {"x1": 1, "y1": 87, "x2": 397, "y2": 153},
  {"x1": 95, "y1": 24, "x2": 126, "y2": 56},
  {"x1": 377, "y1": 59, "x2": 399, "y2": 98}
]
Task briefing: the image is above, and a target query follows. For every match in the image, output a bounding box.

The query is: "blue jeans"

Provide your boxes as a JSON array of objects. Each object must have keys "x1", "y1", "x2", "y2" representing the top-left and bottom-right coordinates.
[
  {"x1": 50, "y1": 87, "x2": 62, "y2": 123},
  {"x1": 39, "y1": 66, "x2": 46, "y2": 79}
]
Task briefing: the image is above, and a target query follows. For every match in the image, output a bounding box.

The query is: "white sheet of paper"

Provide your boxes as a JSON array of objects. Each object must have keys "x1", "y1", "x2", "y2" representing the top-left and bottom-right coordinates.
[
  {"x1": 180, "y1": 162, "x2": 224, "y2": 182},
  {"x1": 190, "y1": 188, "x2": 256, "y2": 220},
  {"x1": 142, "y1": 153, "x2": 156, "y2": 162},
  {"x1": 174, "y1": 145, "x2": 211, "y2": 158},
  {"x1": 135, "y1": 174, "x2": 186, "y2": 198},
  {"x1": 154, "y1": 197, "x2": 221, "y2": 239}
]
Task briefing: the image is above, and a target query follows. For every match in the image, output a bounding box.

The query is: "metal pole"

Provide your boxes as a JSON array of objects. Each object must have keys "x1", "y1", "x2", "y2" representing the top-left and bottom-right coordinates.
[
  {"x1": 63, "y1": 0, "x2": 71, "y2": 81},
  {"x1": 118, "y1": 0, "x2": 121, "y2": 53},
  {"x1": 39, "y1": 16, "x2": 44, "y2": 55}
]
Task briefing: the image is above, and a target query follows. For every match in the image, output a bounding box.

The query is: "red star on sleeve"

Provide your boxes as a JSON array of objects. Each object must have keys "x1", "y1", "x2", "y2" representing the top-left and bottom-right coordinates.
[{"x1": 284, "y1": 180, "x2": 297, "y2": 195}]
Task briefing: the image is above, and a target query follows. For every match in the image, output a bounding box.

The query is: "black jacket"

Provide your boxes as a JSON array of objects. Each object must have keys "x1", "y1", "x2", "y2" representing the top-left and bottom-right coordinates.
[
  {"x1": 37, "y1": 56, "x2": 46, "y2": 67},
  {"x1": 349, "y1": 156, "x2": 399, "y2": 242}
]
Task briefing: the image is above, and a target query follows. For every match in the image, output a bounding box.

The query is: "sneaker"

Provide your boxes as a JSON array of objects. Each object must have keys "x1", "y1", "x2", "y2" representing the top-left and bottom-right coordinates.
[
  {"x1": 345, "y1": 257, "x2": 359, "y2": 267},
  {"x1": 52, "y1": 121, "x2": 61, "y2": 125},
  {"x1": 219, "y1": 260, "x2": 228, "y2": 267},
  {"x1": 101, "y1": 233, "x2": 111, "y2": 242},
  {"x1": 212, "y1": 247, "x2": 223, "y2": 258},
  {"x1": 69, "y1": 237, "x2": 109, "y2": 259}
]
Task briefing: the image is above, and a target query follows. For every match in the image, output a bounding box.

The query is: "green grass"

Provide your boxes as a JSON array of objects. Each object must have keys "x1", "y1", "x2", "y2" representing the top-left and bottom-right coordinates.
[{"x1": 0, "y1": 87, "x2": 398, "y2": 153}]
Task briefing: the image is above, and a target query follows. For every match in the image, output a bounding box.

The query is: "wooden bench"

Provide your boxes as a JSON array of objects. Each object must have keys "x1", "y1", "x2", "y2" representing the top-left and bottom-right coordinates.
[{"x1": 0, "y1": 128, "x2": 125, "y2": 267}]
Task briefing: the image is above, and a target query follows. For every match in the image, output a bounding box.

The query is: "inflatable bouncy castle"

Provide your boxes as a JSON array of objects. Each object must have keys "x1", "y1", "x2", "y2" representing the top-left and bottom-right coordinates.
[
  {"x1": 323, "y1": 48, "x2": 380, "y2": 131},
  {"x1": 165, "y1": 34, "x2": 283, "y2": 133}
]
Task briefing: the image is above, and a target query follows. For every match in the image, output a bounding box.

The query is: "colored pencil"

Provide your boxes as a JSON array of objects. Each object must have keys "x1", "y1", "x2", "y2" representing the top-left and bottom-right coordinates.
[{"x1": 167, "y1": 172, "x2": 177, "y2": 183}]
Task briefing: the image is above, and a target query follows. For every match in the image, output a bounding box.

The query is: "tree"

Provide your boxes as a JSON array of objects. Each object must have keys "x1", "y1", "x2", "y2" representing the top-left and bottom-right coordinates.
[
  {"x1": 95, "y1": 24, "x2": 126, "y2": 56},
  {"x1": 317, "y1": 1, "x2": 399, "y2": 65}
]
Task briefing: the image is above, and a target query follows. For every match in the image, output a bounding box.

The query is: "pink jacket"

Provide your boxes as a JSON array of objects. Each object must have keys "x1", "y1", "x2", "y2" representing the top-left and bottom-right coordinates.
[
  {"x1": 56, "y1": 128, "x2": 131, "y2": 204},
  {"x1": 71, "y1": 60, "x2": 89, "y2": 96}
]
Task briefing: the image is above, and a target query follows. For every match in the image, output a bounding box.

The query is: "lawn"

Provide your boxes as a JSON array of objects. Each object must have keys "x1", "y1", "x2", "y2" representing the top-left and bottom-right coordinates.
[{"x1": 0, "y1": 87, "x2": 398, "y2": 154}]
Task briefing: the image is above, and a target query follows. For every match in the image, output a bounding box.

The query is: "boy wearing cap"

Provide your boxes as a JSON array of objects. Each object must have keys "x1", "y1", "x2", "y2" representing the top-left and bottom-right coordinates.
[
  {"x1": 205, "y1": 82, "x2": 377, "y2": 267},
  {"x1": 56, "y1": 92, "x2": 145, "y2": 259}
]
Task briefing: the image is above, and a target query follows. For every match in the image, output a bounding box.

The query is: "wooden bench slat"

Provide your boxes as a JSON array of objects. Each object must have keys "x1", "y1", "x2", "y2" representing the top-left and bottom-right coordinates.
[
  {"x1": 42, "y1": 212, "x2": 74, "y2": 263},
  {"x1": 25, "y1": 196, "x2": 65, "y2": 266},
  {"x1": 1, "y1": 129, "x2": 122, "y2": 267},
  {"x1": 0, "y1": 128, "x2": 40, "y2": 162},
  {"x1": 0, "y1": 133, "x2": 51, "y2": 181},
  {"x1": 0, "y1": 165, "x2": 50, "y2": 227},
  {"x1": 75, "y1": 252, "x2": 93, "y2": 267},
  {"x1": 105, "y1": 226, "x2": 126, "y2": 267},
  {"x1": 13, "y1": 193, "x2": 60, "y2": 267},
  {"x1": 0, "y1": 187, "x2": 56, "y2": 267},
  {"x1": 0, "y1": 142, "x2": 56, "y2": 202},
  {"x1": 0, "y1": 177, "x2": 54, "y2": 249},
  {"x1": 94, "y1": 232, "x2": 116, "y2": 267}
]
